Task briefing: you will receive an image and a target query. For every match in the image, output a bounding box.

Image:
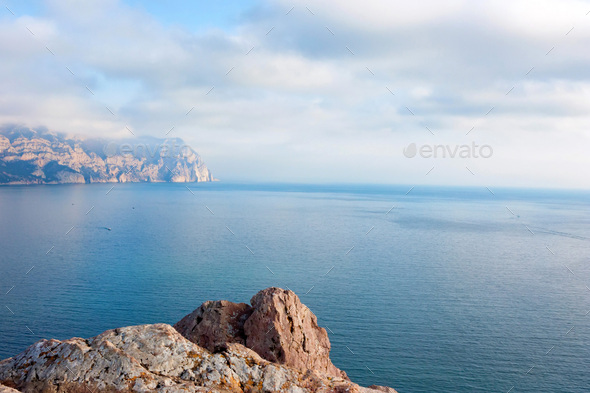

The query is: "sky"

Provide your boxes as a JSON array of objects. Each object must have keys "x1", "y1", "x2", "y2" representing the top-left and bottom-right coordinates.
[{"x1": 1, "y1": 0, "x2": 590, "y2": 188}]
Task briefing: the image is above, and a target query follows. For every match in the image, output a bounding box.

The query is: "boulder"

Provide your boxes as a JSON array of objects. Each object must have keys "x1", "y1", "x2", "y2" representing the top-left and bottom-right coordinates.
[
  {"x1": 174, "y1": 300, "x2": 253, "y2": 352},
  {"x1": 175, "y1": 288, "x2": 345, "y2": 378},
  {"x1": 244, "y1": 288, "x2": 344, "y2": 378}
]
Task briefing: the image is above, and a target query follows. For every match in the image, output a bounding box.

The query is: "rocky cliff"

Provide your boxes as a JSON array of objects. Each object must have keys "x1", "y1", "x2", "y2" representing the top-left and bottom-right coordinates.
[
  {"x1": 0, "y1": 126, "x2": 214, "y2": 184},
  {"x1": 0, "y1": 288, "x2": 396, "y2": 393}
]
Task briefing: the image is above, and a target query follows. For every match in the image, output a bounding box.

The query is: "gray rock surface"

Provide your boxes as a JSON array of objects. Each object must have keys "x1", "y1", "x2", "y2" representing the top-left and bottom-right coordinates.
[{"x1": 0, "y1": 289, "x2": 397, "y2": 393}]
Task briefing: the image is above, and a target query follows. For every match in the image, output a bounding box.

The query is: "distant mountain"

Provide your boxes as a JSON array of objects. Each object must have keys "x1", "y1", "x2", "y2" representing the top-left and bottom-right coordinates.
[{"x1": 0, "y1": 126, "x2": 215, "y2": 184}]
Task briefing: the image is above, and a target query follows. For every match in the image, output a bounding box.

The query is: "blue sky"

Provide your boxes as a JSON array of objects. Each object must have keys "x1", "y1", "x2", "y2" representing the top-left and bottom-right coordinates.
[
  {"x1": 123, "y1": 0, "x2": 259, "y2": 32},
  {"x1": 8, "y1": 0, "x2": 258, "y2": 31},
  {"x1": 1, "y1": 0, "x2": 590, "y2": 188}
]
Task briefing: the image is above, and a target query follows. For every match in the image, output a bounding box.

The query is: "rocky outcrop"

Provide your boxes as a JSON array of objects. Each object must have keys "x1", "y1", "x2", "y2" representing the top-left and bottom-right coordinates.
[
  {"x1": 0, "y1": 288, "x2": 396, "y2": 393},
  {"x1": 174, "y1": 288, "x2": 345, "y2": 379},
  {"x1": 244, "y1": 288, "x2": 344, "y2": 378},
  {"x1": 174, "y1": 300, "x2": 254, "y2": 352},
  {"x1": 0, "y1": 126, "x2": 214, "y2": 184}
]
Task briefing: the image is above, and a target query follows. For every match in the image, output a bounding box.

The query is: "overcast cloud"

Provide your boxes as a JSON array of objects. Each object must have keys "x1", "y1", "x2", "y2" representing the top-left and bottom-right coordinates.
[{"x1": 1, "y1": 0, "x2": 589, "y2": 188}]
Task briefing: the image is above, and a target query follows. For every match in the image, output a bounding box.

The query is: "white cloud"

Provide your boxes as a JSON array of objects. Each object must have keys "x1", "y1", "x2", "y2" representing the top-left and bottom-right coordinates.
[{"x1": 0, "y1": 0, "x2": 589, "y2": 188}]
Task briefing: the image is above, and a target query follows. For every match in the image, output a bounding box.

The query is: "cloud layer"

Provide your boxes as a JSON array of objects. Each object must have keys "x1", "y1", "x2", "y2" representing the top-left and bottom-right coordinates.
[{"x1": 1, "y1": 0, "x2": 589, "y2": 187}]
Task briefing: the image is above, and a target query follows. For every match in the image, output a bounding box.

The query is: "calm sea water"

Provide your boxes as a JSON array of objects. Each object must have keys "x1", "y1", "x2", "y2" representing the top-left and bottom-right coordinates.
[{"x1": 0, "y1": 183, "x2": 589, "y2": 392}]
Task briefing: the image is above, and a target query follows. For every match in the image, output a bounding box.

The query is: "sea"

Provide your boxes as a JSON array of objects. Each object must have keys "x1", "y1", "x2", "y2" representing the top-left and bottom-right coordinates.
[{"x1": 0, "y1": 182, "x2": 589, "y2": 392}]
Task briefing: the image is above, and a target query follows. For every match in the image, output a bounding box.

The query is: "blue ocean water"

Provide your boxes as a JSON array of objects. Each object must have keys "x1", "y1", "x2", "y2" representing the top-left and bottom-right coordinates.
[{"x1": 0, "y1": 183, "x2": 589, "y2": 392}]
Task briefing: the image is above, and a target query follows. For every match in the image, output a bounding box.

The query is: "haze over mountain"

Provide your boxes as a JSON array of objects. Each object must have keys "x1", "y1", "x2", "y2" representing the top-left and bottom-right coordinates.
[{"x1": 0, "y1": 126, "x2": 214, "y2": 184}]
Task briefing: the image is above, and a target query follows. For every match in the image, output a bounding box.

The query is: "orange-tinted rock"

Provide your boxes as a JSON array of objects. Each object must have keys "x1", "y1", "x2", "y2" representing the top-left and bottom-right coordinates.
[
  {"x1": 243, "y1": 287, "x2": 345, "y2": 378},
  {"x1": 173, "y1": 300, "x2": 253, "y2": 353}
]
